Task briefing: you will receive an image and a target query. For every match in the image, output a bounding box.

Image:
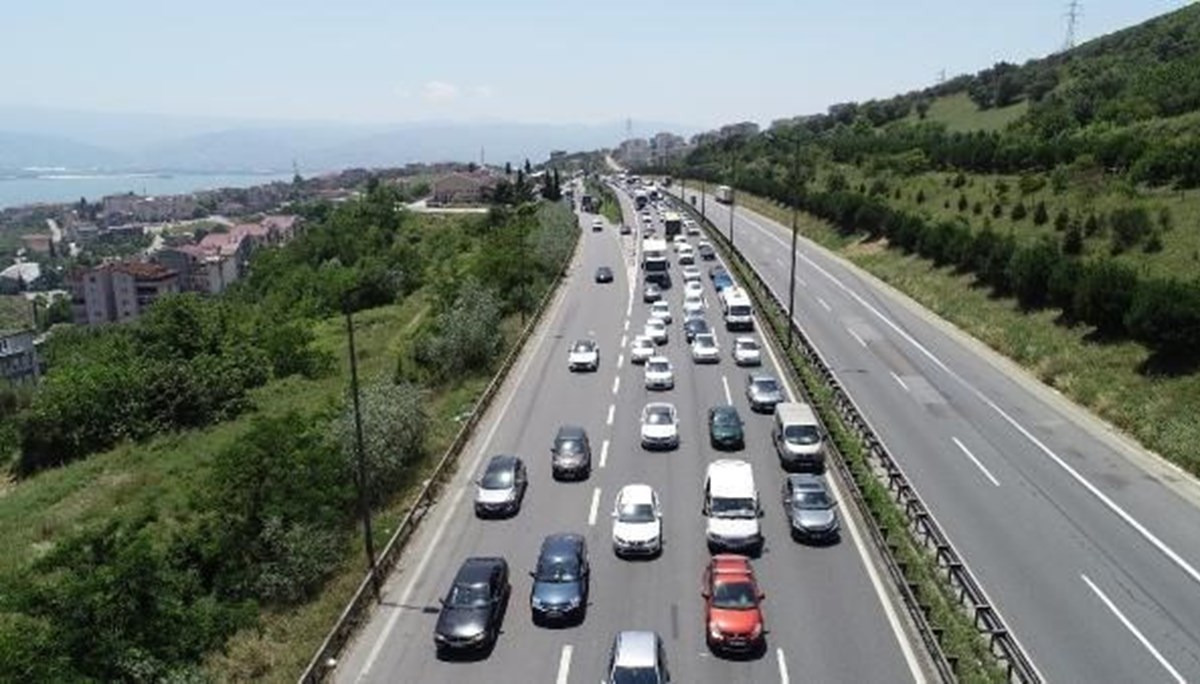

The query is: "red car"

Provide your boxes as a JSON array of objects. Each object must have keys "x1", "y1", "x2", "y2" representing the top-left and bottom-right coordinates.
[{"x1": 702, "y1": 554, "x2": 766, "y2": 655}]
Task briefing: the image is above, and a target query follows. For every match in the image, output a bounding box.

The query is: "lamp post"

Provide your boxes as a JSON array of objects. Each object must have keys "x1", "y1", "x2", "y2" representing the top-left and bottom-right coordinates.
[
  {"x1": 728, "y1": 151, "x2": 737, "y2": 247},
  {"x1": 786, "y1": 135, "x2": 801, "y2": 350},
  {"x1": 701, "y1": 179, "x2": 707, "y2": 224},
  {"x1": 344, "y1": 293, "x2": 381, "y2": 601}
]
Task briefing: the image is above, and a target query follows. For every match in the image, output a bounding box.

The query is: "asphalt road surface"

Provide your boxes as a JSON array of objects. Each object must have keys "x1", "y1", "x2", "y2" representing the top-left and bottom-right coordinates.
[
  {"x1": 672, "y1": 182, "x2": 1200, "y2": 683},
  {"x1": 334, "y1": 190, "x2": 926, "y2": 683}
]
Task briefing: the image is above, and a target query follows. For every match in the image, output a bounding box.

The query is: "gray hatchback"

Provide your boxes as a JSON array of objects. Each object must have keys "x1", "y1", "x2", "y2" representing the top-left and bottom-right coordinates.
[
  {"x1": 782, "y1": 474, "x2": 840, "y2": 543},
  {"x1": 551, "y1": 425, "x2": 592, "y2": 480}
]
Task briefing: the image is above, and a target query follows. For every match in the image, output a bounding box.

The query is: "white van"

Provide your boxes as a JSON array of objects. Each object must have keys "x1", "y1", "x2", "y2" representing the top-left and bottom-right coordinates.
[
  {"x1": 720, "y1": 288, "x2": 754, "y2": 331},
  {"x1": 773, "y1": 402, "x2": 825, "y2": 472},
  {"x1": 703, "y1": 459, "x2": 763, "y2": 555}
]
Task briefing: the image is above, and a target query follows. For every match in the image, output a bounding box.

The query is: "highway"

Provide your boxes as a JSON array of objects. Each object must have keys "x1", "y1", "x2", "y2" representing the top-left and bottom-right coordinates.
[
  {"x1": 673, "y1": 183, "x2": 1200, "y2": 683},
  {"x1": 334, "y1": 190, "x2": 926, "y2": 683}
]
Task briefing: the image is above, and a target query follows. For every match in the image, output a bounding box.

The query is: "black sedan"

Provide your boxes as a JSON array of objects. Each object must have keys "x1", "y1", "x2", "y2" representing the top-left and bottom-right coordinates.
[
  {"x1": 595, "y1": 266, "x2": 614, "y2": 283},
  {"x1": 434, "y1": 557, "x2": 510, "y2": 657},
  {"x1": 708, "y1": 405, "x2": 745, "y2": 450},
  {"x1": 529, "y1": 533, "x2": 590, "y2": 625}
]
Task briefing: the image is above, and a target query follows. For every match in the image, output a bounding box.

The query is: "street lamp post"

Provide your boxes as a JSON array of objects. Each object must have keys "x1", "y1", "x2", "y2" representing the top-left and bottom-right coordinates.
[
  {"x1": 728, "y1": 151, "x2": 737, "y2": 247},
  {"x1": 344, "y1": 296, "x2": 381, "y2": 601},
  {"x1": 787, "y1": 135, "x2": 801, "y2": 350},
  {"x1": 701, "y1": 179, "x2": 707, "y2": 223}
]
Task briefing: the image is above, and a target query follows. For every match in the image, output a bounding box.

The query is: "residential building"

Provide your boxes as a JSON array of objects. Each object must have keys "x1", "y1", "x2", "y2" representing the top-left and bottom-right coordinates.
[
  {"x1": 430, "y1": 172, "x2": 497, "y2": 205},
  {"x1": 152, "y1": 215, "x2": 299, "y2": 295},
  {"x1": 0, "y1": 330, "x2": 40, "y2": 384},
  {"x1": 21, "y1": 234, "x2": 53, "y2": 255},
  {"x1": 102, "y1": 193, "x2": 200, "y2": 223},
  {"x1": 70, "y1": 261, "x2": 179, "y2": 326}
]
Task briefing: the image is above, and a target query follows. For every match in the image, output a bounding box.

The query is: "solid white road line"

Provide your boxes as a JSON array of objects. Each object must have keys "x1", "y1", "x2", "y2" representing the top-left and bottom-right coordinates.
[
  {"x1": 356, "y1": 267, "x2": 566, "y2": 680},
  {"x1": 600, "y1": 439, "x2": 610, "y2": 469},
  {"x1": 1081, "y1": 574, "x2": 1185, "y2": 684},
  {"x1": 606, "y1": 404, "x2": 615, "y2": 426},
  {"x1": 556, "y1": 644, "x2": 574, "y2": 684},
  {"x1": 588, "y1": 488, "x2": 601, "y2": 526},
  {"x1": 952, "y1": 437, "x2": 1001, "y2": 487},
  {"x1": 817, "y1": 297, "x2": 833, "y2": 312},
  {"x1": 847, "y1": 328, "x2": 868, "y2": 348},
  {"x1": 746, "y1": 203, "x2": 1200, "y2": 596},
  {"x1": 612, "y1": 376, "x2": 621, "y2": 394},
  {"x1": 755, "y1": 300, "x2": 927, "y2": 684},
  {"x1": 617, "y1": 353, "x2": 625, "y2": 370},
  {"x1": 721, "y1": 375, "x2": 733, "y2": 405},
  {"x1": 889, "y1": 371, "x2": 910, "y2": 392},
  {"x1": 777, "y1": 648, "x2": 791, "y2": 684}
]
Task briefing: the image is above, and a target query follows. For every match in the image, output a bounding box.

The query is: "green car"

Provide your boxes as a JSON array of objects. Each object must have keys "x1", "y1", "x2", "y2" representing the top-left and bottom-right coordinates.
[{"x1": 708, "y1": 405, "x2": 745, "y2": 450}]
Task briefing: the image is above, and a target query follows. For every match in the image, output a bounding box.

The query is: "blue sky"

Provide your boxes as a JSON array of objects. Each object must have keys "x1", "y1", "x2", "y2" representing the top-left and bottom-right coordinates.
[{"x1": 0, "y1": 0, "x2": 1183, "y2": 130}]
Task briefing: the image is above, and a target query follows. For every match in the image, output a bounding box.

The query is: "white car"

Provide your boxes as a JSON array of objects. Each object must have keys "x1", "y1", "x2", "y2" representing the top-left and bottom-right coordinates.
[
  {"x1": 678, "y1": 246, "x2": 695, "y2": 265},
  {"x1": 686, "y1": 221, "x2": 702, "y2": 236},
  {"x1": 691, "y1": 333, "x2": 720, "y2": 363},
  {"x1": 681, "y1": 266, "x2": 703, "y2": 283},
  {"x1": 672, "y1": 235, "x2": 690, "y2": 251},
  {"x1": 650, "y1": 300, "x2": 672, "y2": 324},
  {"x1": 683, "y1": 294, "x2": 706, "y2": 317},
  {"x1": 630, "y1": 335, "x2": 656, "y2": 364},
  {"x1": 645, "y1": 318, "x2": 668, "y2": 345},
  {"x1": 640, "y1": 402, "x2": 679, "y2": 449},
  {"x1": 568, "y1": 339, "x2": 600, "y2": 372},
  {"x1": 612, "y1": 484, "x2": 663, "y2": 557},
  {"x1": 684, "y1": 280, "x2": 704, "y2": 298},
  {"x1": 644, "y1": 356, "x2": 675, "y2": 390},
  {"x1": 732, "y1": 336, "x2": 762, "y2": 366}
]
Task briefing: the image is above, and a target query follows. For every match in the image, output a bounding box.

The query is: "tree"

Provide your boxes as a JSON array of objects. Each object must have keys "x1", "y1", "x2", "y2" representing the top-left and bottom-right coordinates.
[
  {"x1": 992, "y1": 202, "x2": 1003, "y2": 218},
  {"x1": 973, "y1": 201, "x2": 983, "y2": 215},
  {"x1": 1054, "y1": 208, "x2": 1070, "y2": 232},
  {"x1": 1074, "y1": 259, "x2": 1138, "y2": 336},
  {"x1": 1063, "y1": 221, "x2": 1084, "y2": 255},
  {"x1": 1033, "y1": 200, "x2": 1049, "y2": 225},
  {"x1": 1084, "y1": 213, "x2": 1101, "y2": 236},
  {"x1": 1109, "y1": 206, "x2": 1153, "y2": 253},
  {"x1": 505, "y1": 161, "x2": 512, "y2": 175},
  {"x1": 1125, "y1": 278, "x2": 1200, "y2": 358},
  {"x1": 957, "y1": 194, "x2": 969, "y2": 212},
  {"x1": 915, "y1": 188, "x2": 926, "y2": 204},
  {"x1": 915, "y1": 99, "x2": 931, "y2": 119},
  {"x1": 1011, "y1": 202, "x2": 1028, "y2": 221},
  {"x1": 524, "y1": 158, "x2": 532, "y2": 174},
  {"x1": 1007, "y1": 238, "x2": 1060, "y2": 309},
  {"x1": 336, "y1": 378, "x2": 427, "y2": 506}
]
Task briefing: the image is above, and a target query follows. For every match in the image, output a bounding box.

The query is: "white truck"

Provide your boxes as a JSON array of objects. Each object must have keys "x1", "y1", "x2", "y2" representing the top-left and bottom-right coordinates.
[
  {"x1": 720, "y1": 287, "x2": 754, "y2": 331},
  {"x1": 714, "y1": 185, "x2": 733, "y2": 204},
  {"x1": 642, "y1": 237, "x2": 670, "y2": 286}
]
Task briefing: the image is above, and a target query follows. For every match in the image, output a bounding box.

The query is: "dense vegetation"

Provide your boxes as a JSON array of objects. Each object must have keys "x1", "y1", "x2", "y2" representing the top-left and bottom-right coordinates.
[
  {"x1": 659, "y1": 5, "x2": 1200, "y2": 367},
  {"x1": 0, "y1": 186, "x2": 579, "y2": 682}
]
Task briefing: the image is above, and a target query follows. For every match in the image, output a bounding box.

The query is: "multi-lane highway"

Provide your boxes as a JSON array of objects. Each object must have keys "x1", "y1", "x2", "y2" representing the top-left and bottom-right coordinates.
[
  {"x1": 674, "y1": 183, "x2": 1200, "y2": 683},
  {"x1": 334, "y1": 189, "x2": 928, "y2": 683}
]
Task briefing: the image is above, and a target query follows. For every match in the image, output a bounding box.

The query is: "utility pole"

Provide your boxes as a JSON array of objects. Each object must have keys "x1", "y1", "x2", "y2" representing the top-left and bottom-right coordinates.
[
  {"x1": 344, "y1": 299, "x2": 380, "y2": 601},
  {"x1": 1063, "y1": 0, "x2": 1082, "y2": 51},
  {"x1": 701, "y1": 179, "x2": 707, "y2": 224},
  {"x1": 728, "y1": 151, "x2": 737, "y2": 248},
  {"x1": 787, "y1": 135, "x2": 801, "y2": 350}
]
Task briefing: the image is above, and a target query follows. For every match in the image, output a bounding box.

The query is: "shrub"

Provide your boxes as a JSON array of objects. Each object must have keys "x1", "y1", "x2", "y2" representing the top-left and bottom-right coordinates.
[
  {"x1": 973, "y1": 201, "x2": 983, "y2": 215},
  {"x1": 1084, "y1": 213, "x2": 1101, "y2": 236},
  {"x1": 1048, "y1": 258, "x2": 1084, "y2": 316},
  {"x1": 423, "y1": 279, "x2": 505, "y2": 380},
  {"x1": 992, "y1": 203, "x2": 1003, "y2": 218},
  {"x1": 1109, "y1": 206, "x2": 1153, "y2": 253},
  {"x1": 1033, "y1": 200, "x2": 1049, "y2": 225},
  {"x1": 1126, "y1": 278, "x2": 1200, "y2": 358},
  {"x1": 1054, "y1": 209, "x2": 1070, "y2": 232},
  {"x1": 1011, "y1": 202, "x2": 1028, "y2": 221},
  {"x1": 1063, "y1": 221, "x2": 1084, "y2": 255},
  {"x1": 981, "y1": 233, "x2": 1018, "y2": 293},
  {"x1": 916, "y1": 189, "x2": 926, "y2": 204},
  {"x1": 336, "y1": 378, "x2": 428, "y2": 506},
  {"x1": 1007, "y1": 238, "x2": 1061, "y2": 309},
  {"x1": 1018, "y1": 174, "x2": 1046, "y2": 195},
  {"x1": 1074, "y1": 259, "x2": 1138, "y2": 336},
  {"x1": 957, "y1": 194, "x2": 969, "y2": 212}
]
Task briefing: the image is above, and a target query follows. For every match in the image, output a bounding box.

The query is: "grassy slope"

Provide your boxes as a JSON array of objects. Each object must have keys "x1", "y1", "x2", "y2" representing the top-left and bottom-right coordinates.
[
  {"x1": 0, "y1": 295, "x2": 32, "y2": 332},
  {"x1": 906, "y1": 92, "x2": 1028, "y2": 132},
  {"x1": 735, "y1": 191, "x2": 1200, "y2": 476}
]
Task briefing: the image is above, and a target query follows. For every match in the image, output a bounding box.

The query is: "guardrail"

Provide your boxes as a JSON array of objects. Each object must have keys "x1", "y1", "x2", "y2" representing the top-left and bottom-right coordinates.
[
  {"x1": 667, "y1": 188, "x2": 1041, "y2": 684},
  {"x1": 298, "y1": 219, "x2": 582, "y2": 684}
]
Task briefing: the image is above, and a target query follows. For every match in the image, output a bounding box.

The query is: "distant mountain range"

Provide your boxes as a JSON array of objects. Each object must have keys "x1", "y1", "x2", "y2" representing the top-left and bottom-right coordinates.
[{"x1": 0, "y1": 107, "x2": 690, "y2": 173}]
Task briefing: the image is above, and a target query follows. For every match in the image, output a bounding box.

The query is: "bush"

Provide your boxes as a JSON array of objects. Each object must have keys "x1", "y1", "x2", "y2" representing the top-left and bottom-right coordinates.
[
  {"x1": 992, "y1": 203, "x2": 1003, "y2": 218},
  {"x1": 1084, "y1": 213, "x2": 1101, "y2": 236},
  {"x1": 916, "y1": 189, "x2": 926, "y2": 204},
  {"x1": 1011, "y1": 202, "x2": 1028, "y2": 221},
  {"x1": 1048, "y1": 258, "x2": 1084, "y2": 316},
  {"x1": 957, "y1": 194, "x2": 969, "y2": 212},
  {"x1": 1063, "y1": 221, "x2": 1084, "y2": 255},
  {"x1": 1007, "y1": 238, "x2": 1061, "y2": 309},
  {"x1": 1109, "y1": 206, "x2": 1153, "y2": 253},
  {"x1": 973, "y1": 201, "x2": 983, "y2": 215},
  {"x1": 336, "y1": 378, "x2": 428, "y2": 506},
  {"x1": 1125, "y1": 278, "x2": 1200, "y2": 358},
  {"x1": 421, "y1": 279, "x2": 505, "y2": 380},
  {"x1": 1054, "y1": 209, "x2": 1070, "y2": 232},
  {"x1": 1074, "y1": 259, "x2": 1138, "y2": 336},
  {"x1": 1018, "y1": 174, "x2": 1046, "y2": 195},
  {"x1": 1033, "y1": 200, "x2": 1049, "y2": 225}
]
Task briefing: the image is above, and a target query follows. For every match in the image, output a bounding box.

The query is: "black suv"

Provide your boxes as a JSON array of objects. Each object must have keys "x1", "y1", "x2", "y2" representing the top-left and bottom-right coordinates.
[
  {"x1": 529, "y1": 533, "x2": 590, "y2": 625},
  {"x1": 551, "y1": 425, "x2": 592, "y2": 480},
  {"x1": 434, "y1": 557, "x2": 510, "y2": 657}
]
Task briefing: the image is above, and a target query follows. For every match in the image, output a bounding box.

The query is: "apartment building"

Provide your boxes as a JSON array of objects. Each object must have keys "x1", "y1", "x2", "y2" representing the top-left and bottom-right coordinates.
[{"x1": 70, "y1": 261, "x2": 180, "y2": 326}]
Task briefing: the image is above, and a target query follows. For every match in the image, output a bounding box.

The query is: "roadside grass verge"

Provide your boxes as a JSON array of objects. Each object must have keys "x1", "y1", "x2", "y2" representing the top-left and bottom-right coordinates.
[{"x1": 734, "y1": 190, "x2": 1200, "y2": 477}]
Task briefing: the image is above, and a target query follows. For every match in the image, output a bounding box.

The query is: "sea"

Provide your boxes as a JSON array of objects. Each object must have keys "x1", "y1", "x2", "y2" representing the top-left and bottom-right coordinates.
[{"x1": 0, "y1": 171, "x2": 300, "y2": 210}]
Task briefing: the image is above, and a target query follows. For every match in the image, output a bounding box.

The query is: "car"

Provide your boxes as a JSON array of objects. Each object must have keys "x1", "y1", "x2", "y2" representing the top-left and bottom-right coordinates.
[
  {"x1": 690, "y1": 332, "x2": 720, "y2": 363},
  {"x1": 683, "y1": 317, "x2": 711, "y2": 343},
  {"x1": 592, "y1": 219, "x2": 604, "y2": 232},
  {"x1": 611, "y1": 484, "x2": 663, "y2": 557},
  {"x1": 746, "y1": 373, "x2": 785, "y2": 413},
  {"x1": 684, "y1": 280, "x2": 704, "y2": 298},
  {"x1": 649, "y1": 300, "x2": 672, "y2": 324},
  {"x1": 683, "y1": 294, "x2": 706, "y2": 317},
  {"x1": 595, "y1": 266, "x2": 614, "y2": 283},
  {"x1": 708, "y1": 405, "x2": 745, "y2": 450},
  {"x1": 672, "y1": 235, "x2": 690, "y2": 251},
  {"x1": 783, "y1": 474, "x2": 841, "y2": 543},
  {"x1": 644, "y1": 355, "x2": 675, "y2": 390},
  {"x1": 604, "y1": 631, "x2": 672, "y2": 683},
  {"x1": 713, "y1": 273, "x2": 735, "y2": 292},
  {"x1": 434, "y1": 557, "x2": 510, "y2": 656},
  {"x1": 698, "y1": 242, "x2": 716, "y2": 260},
  {"x1": 640, "y1": 402, "x2": 679, "y2": 450},
  {"x1": 630, "y1": 335, "x2": 656, "y2": 364},
  {"x1": 709, "y1": 265, "x2": 729, "y2": 281},
  {"x1": 619, "y1": 223, "x2": 632, "y2": 235},
  {"x1": 687, "y1": 222, "x2": 702, "y2": 236},
  {"x1": 474, "y1": 454, "x2": 528, "y2": 517},
  {"x1": 681, "y1": 266, "x2": 703, "y2": 283},
  {"x1": 702, "y1": 555, "x2": 766, "y2": 655},
  {"x1": 551, "y1": 425, "x2": 592, "y2": 480},
  {"x1": 643, "y1": 282, "x2": 662, "y2": 303},
  {"x1": 678, "y1": 246, "x2": 696, "y2": 265},
  {"x1": 568, "y1": 339, "x2": 600, "y2": 372},
  {"x1": 732, "y1": 337, "x2": 762, "y2": 366},
  {"x1": 645, "y1": 318, "x2": 668, "y2": 345},
  {"x1": 530, "y1": 533, "x2": 589, "y2": 625},
  {"x1": 642, "y1": 224, "x2": 657, "y2": 238}
]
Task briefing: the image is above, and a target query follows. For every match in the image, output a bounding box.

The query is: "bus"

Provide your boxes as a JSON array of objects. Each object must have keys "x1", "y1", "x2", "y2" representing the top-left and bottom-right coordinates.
[{"x1": 663, "y1": 212, "x2": 683, "y2": 238}]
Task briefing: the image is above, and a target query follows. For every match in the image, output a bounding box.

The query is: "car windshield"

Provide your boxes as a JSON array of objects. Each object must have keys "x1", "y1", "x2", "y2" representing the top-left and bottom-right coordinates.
[
  {"x1": 572, "y1": 342, "x2": 593, "y2": 353},
  {"x1": 645, "y1": 409, "x2": 673, "y2": 425},
  {"x1": 794, "y1": 490, "x2": 833, "y2": 509},
  {"x1": 730, "y1": 305, "x2": 751, "y2": 316},
  {"x1": 535, "y1": 558, "x2": 580, "y2": 582},
  {"x1": 634, "y1": 339, "x2": 652, "y2": 349},
  {"x1": 753, "y1": 378, "x2": 779, "y2": 393},
  {"x1": 447, "y1": 583, "x2": 490, "y2": 607},
  {"x1": 785, "y1": 425, "x2": 821, "y2": 445},
  {"x1": 696, "y1": 336, "x2": 715, "y2": 348},
  {"x1": 480, "y1": 466, "x2": 513, "y2": 489},
  {"x1": 710, "y1": 497, "x2": 757, "y2": 519},
  {"x1": 612, "y1": 668, "x2": 661, "y2": 684},
  {"x1": 712, "y1": 409, "x2": 739, "y2": 427},
  {"x1": 710, "y1": 581, "x2": 758, "y2": 610},
  {"x1": 618, "y1": 502, "x2": 656, "y2": 523},
  {"x1": 556, "y1": 439, "x2": 583, "y2": 454},
  {"x1": 737, "y1": 340, "x2": 759, "y2": 351},
  {"x1": 648, "y1": 361, "x2": 669, "y2": 373},
  {"x1": 647, "y1": 321, "x2": 663, "y2": 330}
]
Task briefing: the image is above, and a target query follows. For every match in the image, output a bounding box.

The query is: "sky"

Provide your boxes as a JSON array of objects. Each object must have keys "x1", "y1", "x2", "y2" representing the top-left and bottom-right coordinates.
[{"x1": 0, "y1": 0, "x2": 1186, "y2": 132}]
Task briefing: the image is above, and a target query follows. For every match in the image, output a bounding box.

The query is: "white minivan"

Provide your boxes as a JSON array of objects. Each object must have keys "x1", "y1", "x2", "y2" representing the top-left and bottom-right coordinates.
[
  {"x1": 720, "y1": 287, "x2": 754, "y2": 331},
  {"x1": 703, "y1": 459, "x2": 763, "y2": 555},
  {"x1": 773, "y1": 402, "x2": 825, "y2": 472}
]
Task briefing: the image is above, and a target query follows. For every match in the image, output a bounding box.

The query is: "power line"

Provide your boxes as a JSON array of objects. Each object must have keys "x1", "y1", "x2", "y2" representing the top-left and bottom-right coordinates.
[{"x1": 1064, "y1": 0, "x2": 1082, "y2": 51}]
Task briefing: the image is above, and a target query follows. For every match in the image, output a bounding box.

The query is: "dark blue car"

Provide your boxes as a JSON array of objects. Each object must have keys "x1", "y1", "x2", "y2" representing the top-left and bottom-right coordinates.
[{"x1": 529, "y1": 533, "x2": 589, "y2": 625}]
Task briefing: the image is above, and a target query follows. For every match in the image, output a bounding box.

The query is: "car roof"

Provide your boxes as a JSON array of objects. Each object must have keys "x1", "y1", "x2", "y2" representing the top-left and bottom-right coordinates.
[
  {"x1": 787, "y1": 473, "x2": 829, "y2": 491},
  {"x1": 539, "y1": 532, "x2": 585, "y2": 560},
  {"x1": 706, "y1": 459, "x2": 756, "y2": 497},
  {"x1": 647, "y1": 355, "x2": 670, "y2": 364},
  {"x1": 556, "y1": 424, "x2": 587, "y2": 440},
  {"x1": 644, "y1": 402, "x2": 674, "y2": 414},
  {"x1": 455, "y1": 556, "x2": 506, "y2": 584},
  {"x1": 618, "y1": 483, "x2": 655, "y2": 504},
  {"x1": 710, "y1": 554, "x2": 754, "y2": 577},
  {"x1": 613, "y1": 630, "x2": 659, "y2": 667},
  {"x1": 735, "y1": 336, "x2": 758, "y2": 344},
  {"x1": 710, "y1": 404, "x2": 739, "y2": 417},
  {"x1": 749, "y1": 372, "x2": 777, "y2": 383},
  {"x1": 485, "y1": 453, "x2": 520, "y2": 472}
]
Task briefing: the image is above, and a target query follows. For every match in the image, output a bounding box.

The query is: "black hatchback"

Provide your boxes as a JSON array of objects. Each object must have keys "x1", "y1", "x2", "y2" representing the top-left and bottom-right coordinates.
[
  {"x1": 434, "y1": 556, "x2": 510, "y2": 657},
  {"x1": 708, "y1": 405, "x2": 745, "y2": 450},
  {"x1": 529, "y1": 533, "x2": 590, "y2": 625},
  {"x1": 595, "y1": 266, "x2": 614, "y2": 283},
  {"x1": 551, "y1": 425, "x2": 592, "y2": 480}
]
